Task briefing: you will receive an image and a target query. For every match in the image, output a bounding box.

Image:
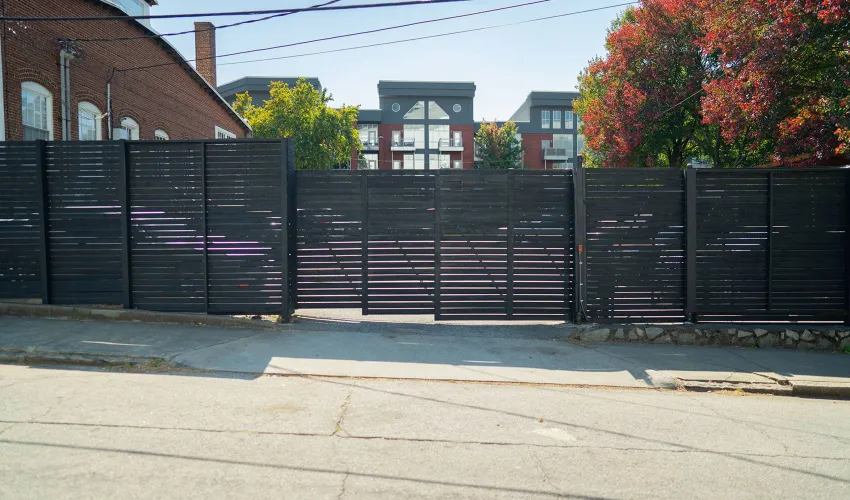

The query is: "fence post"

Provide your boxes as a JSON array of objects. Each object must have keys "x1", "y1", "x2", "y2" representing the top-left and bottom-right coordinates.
[
  {"x1": 845, "y1": 171, "x2": 850, "y2": 325},
  {"x1": 118, "y1": 140, "x2": 132, "y2": 309},
  {"x1": 573, "y1": 155, "x2": 586, "y2": 323},
  {"x1": 34, "y1": 140, "x2": 51, "y2": 305},
  {"x1": 767, "y1": 171, "x2": 774, "y2": 312},
  {"x1": 506, "y1": 170, "x2": 515, "y2": 319},
  {"x1": 361, "y1": 171, "x2": 369, "y2": 315},
  {"x1": 201, "y1": 141, "x2": 209, "y2": 314},
  {"x1": 686, "y1": 168, "x2": 697, "y2": 322},
  {"x1": 434, "y1": 171, "x2": 442, "y2": 320},
  {"x1": 280, "y1": 138, "x2": 293, "y2": 323}
]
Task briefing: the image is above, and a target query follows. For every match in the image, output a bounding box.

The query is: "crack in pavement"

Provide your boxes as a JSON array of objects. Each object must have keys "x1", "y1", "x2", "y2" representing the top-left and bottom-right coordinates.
[
  {"x1": 2, "y1": 419, "x2": 848, "y2": 461},
  {"x1": 336, "y1": 471, "x2": 349, "y2": 499},
  {"x1": 169, "y1": 330, "x2": 277, "y2": 364},
  {"x1": 333, "y1": 389, "x2": 353, "y2": 437},
  {"x1": 528, "y1": 446, "x2": 564, "y2": 496}
]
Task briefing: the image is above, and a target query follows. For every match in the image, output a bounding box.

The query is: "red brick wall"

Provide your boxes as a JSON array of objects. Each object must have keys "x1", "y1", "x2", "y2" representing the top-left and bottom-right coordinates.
[
  {"x1": 3, "y1": 0, "x2": 249, "y2": 141},
  {"x1": 522, "y1": 133, "x2": 553, "y2": 170},
  {"x1": 379, "y1": 124, "x2": 403, "y2": 170},
  {"x1": 453, "y1": 125, "x2": 475, "y2": 169},
  {"x1": 194, "y1": 22, "x2": 216, "y2": 88}
]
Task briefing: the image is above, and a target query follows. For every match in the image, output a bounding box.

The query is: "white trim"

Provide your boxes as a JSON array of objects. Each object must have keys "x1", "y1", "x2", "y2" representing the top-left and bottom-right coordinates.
[
  {"x1": 154, "y1": 129, "x2": 170, "y2": 140},
  {"x1": 78, "y1": 102, "x2": 103, "y2": 141},
  {"x1": 117, "y1": 117, "x2": 139, "y2": 140},
  {"x1": 215, "y1": 126, "x2": 236, "y2": 139},
  {"x1": 0, "y1": 34, "x2": 4, "y2": 141},
  {"x1": 22, "y1": 82, "x2": 53, "y2": 140}
]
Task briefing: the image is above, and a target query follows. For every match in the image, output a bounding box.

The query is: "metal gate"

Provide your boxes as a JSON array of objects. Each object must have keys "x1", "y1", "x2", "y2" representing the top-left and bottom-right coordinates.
[{"x1": 294, "y1": 169, "x2": 574, "y2": 321}]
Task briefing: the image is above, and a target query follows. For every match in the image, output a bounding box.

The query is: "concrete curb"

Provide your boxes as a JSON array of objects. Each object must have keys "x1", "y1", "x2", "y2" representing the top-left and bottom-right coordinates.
[
  {"x1": 790, "y1": 381, "x2": 850, "y2": 399},
  {"x1": 0, "y1": 349, "x2": 162, "y2": 367},
  {"x1": 0, "y1": 302, "x2": 283, "y2": 331}
]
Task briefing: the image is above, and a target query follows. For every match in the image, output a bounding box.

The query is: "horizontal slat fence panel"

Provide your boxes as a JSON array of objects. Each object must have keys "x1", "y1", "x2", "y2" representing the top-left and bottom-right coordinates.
[
  {"x1": 45, "y1": 142, "x2": 123, "y2": 305},
  {"x1": 129, "y1": 142, "x2": 206, "y2": 312},
  {"x1": 0, "y1": 143, "x2": 42, "y2": 299},
  {"x1": 295, "y1": 171, "x2": 364, "y2": 309},
  {"x1": 366, "y1": 171, "x2": 436, "y2": 315},
  {"x1": 695, "y1": 170, "x2": 848, "y2": 322},
  {"x1": 437, "y1": 170, "x2": 510, "y2": 320},
  {"x1": 512, "y1": 171, "x2": 573, "y2": 320},
  {"x1": 205, "y1": 142, "x2": 285, "y2": 314},
  {"x1": 585, "y1": 169, "x2": 686, "y2": 322}
]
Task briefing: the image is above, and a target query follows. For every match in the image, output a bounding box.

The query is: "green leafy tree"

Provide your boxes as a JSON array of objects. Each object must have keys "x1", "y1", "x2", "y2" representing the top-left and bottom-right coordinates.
[
  {"x1": 233, "y1": 79, "x2": 360, "y2": 170},
  {"x1": 474, "y1": 121, "x2": 526, "y2": 169}
]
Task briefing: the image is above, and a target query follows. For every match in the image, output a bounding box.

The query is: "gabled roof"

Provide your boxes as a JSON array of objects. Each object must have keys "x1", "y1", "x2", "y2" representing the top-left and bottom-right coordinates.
[{"x1": 92, "y1": 0, "x2": 250, "y2": 132}]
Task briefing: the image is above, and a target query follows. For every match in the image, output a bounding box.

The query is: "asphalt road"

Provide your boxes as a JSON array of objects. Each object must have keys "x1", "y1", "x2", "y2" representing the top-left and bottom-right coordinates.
[{"x1": 1, "y1": 364, "x2": 849, "y2": 499}]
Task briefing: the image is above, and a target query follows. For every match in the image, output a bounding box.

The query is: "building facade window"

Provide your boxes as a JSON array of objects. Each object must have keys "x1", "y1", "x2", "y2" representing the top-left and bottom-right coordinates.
[
  {"x1": 392, "y1": 130, "x2": 401, "y2": 146},
  {"x1": 429, "y1": 155, "x2": 450, "y2": 170},
  {"x1": 553, "y1": 134, "x2": 574, "y2": 158},
  {"x1": 578, "y1": 134, "x2": 585, "y2": 155},
  {"x1": 453, "y1": 104, "x2": 462, "y2": 113},
  {"x1": 118, "y1": 118, "x2": 140, "y2": 140},
  {"x1": 403, "y1": 124, "x2": 424, "y2": 147},
  {"x1": 429, "y1": 125, "x2": 449, "y2": 148},
  {"x1": 215, "y1": 126, "x2": 236, "y2": 139},
  {"x1": 403, "y1": 153, "x2": 425, "y2": 170},
  {"x1": 453, "y1": 130, "x2": 462, "y2": 147},
  {"x1": 78, "y1": 102, "x2": 101, "y2": 141},
  {"x1": 359, "y1": 124, "x2": 378, "y2": 146},
  {"x1": 565, "y1": 111, "x2": 574, "y2": 129},
  {"x1": 428, "y1": 101, "x2": 449, "y2": 120},
  {"x1": 403, "y1": 101, "x2": 425, "y2": 120},
  {"x1": 361, "y1": 153, "x2": 378, "y2": 170},
  {"x1": 392, "y1": 160, "x2": 402, "y2": 170},
  {"x1": 154, "y1": 129, "x2": 170, "y2": 141},
  {"x1": 541, "y1": 110, "x2": 550, "y2": 129},
  {"x1": 22, "y1": 82, "x2": 52, "y2": 141},
  {"x1": 452, "y1": 159, "x2": 462, "y2": 169},
  {"x1": 553, "y1": 110, "x2": 561, "y2": 129}
]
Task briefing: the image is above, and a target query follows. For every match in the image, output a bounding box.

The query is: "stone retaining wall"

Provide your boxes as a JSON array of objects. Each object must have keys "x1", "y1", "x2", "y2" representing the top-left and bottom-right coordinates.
[{"x1": 577, "y1": 325, "x2": 850, "y2": 351}]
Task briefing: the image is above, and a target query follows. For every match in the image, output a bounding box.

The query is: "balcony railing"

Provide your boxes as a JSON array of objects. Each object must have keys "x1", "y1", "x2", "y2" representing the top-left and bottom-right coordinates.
[
  {"x1": 438, "y1": 138, "x2": 463, "y2": 151},
  {"x1": 542, "y1": 142, "x2": 570, "y2": 160},
  {"x1": 361, "y1": 140, "x2": 379, "y2": 151},
  {"x1": 391, "y1": 139, "x2": 416, "y2": 150}
]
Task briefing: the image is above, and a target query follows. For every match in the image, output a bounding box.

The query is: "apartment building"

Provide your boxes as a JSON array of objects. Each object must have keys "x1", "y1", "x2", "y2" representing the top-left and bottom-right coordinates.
[
  {"x1": 350, "y1": 81, "x2": 582, "y2": 170},
  {"x1": 218, "y1": 77, "x2": 323, "y2": 106}
]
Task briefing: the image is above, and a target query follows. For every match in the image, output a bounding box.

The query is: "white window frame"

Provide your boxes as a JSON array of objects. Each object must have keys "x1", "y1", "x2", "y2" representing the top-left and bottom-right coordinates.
[
  {"x1": 553, "y1": 110, "x2": 561, "y2": 129},
  {"x1": 22, "y1": 82, "x2": 53, "y2": 141},
  {"x1": 215, "y1": 126, "x2": 236, "y2": 139},
  {"x1": 565, "y1": 111, "x2": 575, "y2": 129},
  {"x1": 154, "y1": 129, "x2": 170, "y2": 141},
  {"x1": 117, "y1": 117, "x2": 139, "y2": 140},
  {"x1": 392, "y1": 130, "x2": 401, "y2": 146},
  {"x1": 78, "y1": 102, "x2": 102, "y2": 141},
  {"x1": 453, "y1": 130, "x2": 462, "y2": 147},
  {"x1": 541, "y1": 110, "x2": 550, "y2": 129},
  {"x1": 392, "y1": 160, "x2": 402, "y2": 170}
]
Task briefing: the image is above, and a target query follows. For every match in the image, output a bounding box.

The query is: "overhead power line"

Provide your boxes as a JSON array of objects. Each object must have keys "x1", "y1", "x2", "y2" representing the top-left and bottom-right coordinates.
[
  {"x1": 119, "y1": 0, "x2": 555, "y2": 72},
  {"x1": 0, "y1": 0, "x2": 472, "y2": 22},
  {"x1": 216, "y1": 2, "x2": 638, "y2": 68},
  {"x1": 73, "y1": 0, "x2": 344, "y2": 43}
]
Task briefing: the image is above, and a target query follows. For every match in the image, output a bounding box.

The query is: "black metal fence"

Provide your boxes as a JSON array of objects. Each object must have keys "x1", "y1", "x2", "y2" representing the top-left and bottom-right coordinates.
[
  {"x1": 0, "y1": 139, "x2": 294, "y2": 315},
  {"x1": 1, "y1": 140, "x2": 848, "y2": 324}
]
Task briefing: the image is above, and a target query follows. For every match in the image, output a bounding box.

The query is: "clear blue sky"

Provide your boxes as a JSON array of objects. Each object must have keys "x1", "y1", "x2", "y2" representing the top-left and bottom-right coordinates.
[{"x1": 150, "y1": 0, "x2": 628, "y2": 120}]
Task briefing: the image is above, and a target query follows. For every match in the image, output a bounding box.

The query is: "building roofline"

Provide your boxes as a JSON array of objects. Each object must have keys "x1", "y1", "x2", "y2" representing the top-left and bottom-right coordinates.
[
  {"x1": 94, "y1": 0, "x2": 251, "y2": 132},
  {"x1": 218, "y1": 76, "x2": 323, "y2": 89}
]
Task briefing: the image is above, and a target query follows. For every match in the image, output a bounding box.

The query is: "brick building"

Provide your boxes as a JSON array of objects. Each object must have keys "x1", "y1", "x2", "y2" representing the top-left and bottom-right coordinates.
[
  {"x1": 347, "y1": 81, "x2": 582, "y2": 170},
  {"x1": 0, "y1": 0, "x2": 250, "y2": 142}
]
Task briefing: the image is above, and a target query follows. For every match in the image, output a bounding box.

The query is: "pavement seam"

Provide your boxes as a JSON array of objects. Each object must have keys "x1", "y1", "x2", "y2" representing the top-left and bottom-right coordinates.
[
  {"x1": 3, "y1": 419, "x2": 849, "y2": 461},
  {"x1": 169, "y1": 330, "x2": 280, "y2": 362},
  {"x1": 336, "y1": 471, "x2": 349, "y2": 500},
  {"x1": 333, "y1": 389, "x2": 353, "y2": 437}
]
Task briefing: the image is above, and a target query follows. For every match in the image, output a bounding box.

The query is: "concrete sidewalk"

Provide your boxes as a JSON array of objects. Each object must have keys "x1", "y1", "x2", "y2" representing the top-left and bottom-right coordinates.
[{"x1": 2, "y1": 315, "x2": 850, "y2": 396}]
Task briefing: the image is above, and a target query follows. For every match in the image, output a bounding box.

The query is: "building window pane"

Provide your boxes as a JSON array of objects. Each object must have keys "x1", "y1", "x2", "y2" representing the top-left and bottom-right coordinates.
[
  {"x1": 393, "y1": 160, "x2": 402, "y2": 170},
  {"x1": 578, "y1": 134, "x2": 585, "y2": 155},
  {"x1": 403, "y1": 153, "x2": 425, "y2": 170},
  {"x1": 403, "y1": 124, "x2": 424, "y2": 147},
  {"x1": 215, "y1": 126, "x2": 235, "y2": 139},
  {"x1": 541, "y1": 110, "x2": 550, "y2": 129},
  {"x1": 22, "y1": 83, "x2": 52, "y2": 141},
  {"x1": 403, "y1": 101, "x2": 425, "y2": 120},
  {"x1": 154, "y1": 130, "x2": 170, "y2": 141},
  {"x1": 360, "y1": 153, "x2": 378, "y2": 170},
  {"x1": 428, "y1": 101, "x2": 449, "y2": 120},
  {"x1": 359, "y1": 124, "x2": 378, "y2": 146},
  {"x1": 553, "y1": 134, "x2": 574, "y2": 159},
  {"x1": 565, "y1": 111, "x2": 574, "y2": 129},
  {"x1": 429, "y1": 154, "x2": 450, "y2": 170},
  {"x1": 429, "y1": 125, "x2": 449, "y2": 149},
  {"x1": 553, "y1": 110, "x2": 561, "y2": 129},
  {"x1": 78, "y1": 102, "x2": 101, "y2": 141},
  {"x1": 120, "y1": 118, "x2": 140, "y2": 140},
  {"x1": 452, "y1": 160, "x2": 462, "y2": 169},
  {"x1": 392, "y1": 130, "x2": 401, "y2": 146}
]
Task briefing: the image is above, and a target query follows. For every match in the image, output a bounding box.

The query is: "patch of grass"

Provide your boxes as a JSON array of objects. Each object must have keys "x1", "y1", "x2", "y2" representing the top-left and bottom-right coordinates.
[{"x1": 843, "y1": 346, "x2": 850, "y2": 355}]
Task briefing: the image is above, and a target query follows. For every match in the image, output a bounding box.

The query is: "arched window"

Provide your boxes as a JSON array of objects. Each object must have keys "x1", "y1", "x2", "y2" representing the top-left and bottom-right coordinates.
[
  {"x1": 118, "y1": 117, "x2": 139, "y2": 140},
  {"x1": 154, "y1": 129, "x2": 170, "y2": 141},
  {"x1": 21, "y1": 82, "x2": 53, "y2": 140},
  {"x1": 78, "y1": 102, "x2": 102, "y2": 141}
]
